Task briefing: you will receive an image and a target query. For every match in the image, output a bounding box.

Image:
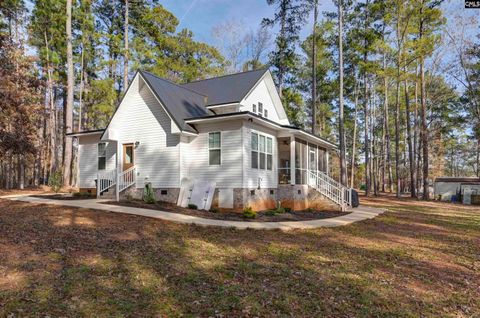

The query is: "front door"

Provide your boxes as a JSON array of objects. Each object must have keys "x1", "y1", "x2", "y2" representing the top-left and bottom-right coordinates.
[{"x1": 123, "y1": 143, "x2": 134, "y2": 171}]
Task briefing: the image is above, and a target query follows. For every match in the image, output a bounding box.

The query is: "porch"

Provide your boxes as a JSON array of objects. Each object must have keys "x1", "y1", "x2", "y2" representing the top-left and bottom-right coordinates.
[{"x1": 277, "y1": 136, "x2": 329, "y2": 185}]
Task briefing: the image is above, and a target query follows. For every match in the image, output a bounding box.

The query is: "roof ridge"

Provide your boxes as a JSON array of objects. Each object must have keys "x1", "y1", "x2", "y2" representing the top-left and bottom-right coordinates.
[
  {"x1": 182, "y1": 68, "x2": 268, "y2": 85},
  {"x1": 140, "y1": 70, "x2": 208, "y2": 98}
]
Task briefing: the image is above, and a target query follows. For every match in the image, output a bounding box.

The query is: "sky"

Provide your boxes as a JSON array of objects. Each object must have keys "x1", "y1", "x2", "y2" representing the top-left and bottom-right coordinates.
[{"x1": 162, "y1": 0, "x2": 337, "y2": 46}]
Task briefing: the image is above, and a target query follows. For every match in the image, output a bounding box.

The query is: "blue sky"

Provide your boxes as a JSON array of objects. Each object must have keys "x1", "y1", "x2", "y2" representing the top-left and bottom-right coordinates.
[{"x1": 162, "y1": 0, "x2": 337, "y2": 45}]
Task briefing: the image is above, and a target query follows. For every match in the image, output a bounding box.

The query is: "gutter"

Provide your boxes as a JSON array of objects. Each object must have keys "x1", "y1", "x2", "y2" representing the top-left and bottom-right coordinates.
[{"x1": 185, "y1": 112, "x2": 338, "y2": 149}]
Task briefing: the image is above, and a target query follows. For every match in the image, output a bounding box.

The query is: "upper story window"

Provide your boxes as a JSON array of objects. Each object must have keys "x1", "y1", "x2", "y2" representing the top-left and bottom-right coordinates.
[
  {"x1": 258, "y1": 102, "x2": 263, "y2": 117},
  {"x1": 208, "y1": 132, "x2": 221, "y2": 165},
  {"x1": 252, "y1": 104, "x2": 256, "y2": 113},
  {"x1": 251, "y1": 132, "x2": 272, "y2": 170},
  {"x1": 264, "y1": 109, "x2": 268, "y2": 118},
  {"x1": 98, "y1": 143, "x2": 106, "y2": 170}
]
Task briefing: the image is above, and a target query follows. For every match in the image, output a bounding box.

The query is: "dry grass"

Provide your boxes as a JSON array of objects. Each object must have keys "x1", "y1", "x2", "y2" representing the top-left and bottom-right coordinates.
[{"x1": 0, "y1": 191, "x2": 479, "y2": 317}]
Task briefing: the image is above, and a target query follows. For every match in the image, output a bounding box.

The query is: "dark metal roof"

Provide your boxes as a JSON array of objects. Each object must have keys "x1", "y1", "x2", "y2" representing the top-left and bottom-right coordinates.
[
  {"x1": 140, "y1": 71, "x2": 210, "y2": 133},
  {"x1": 66, "y1": 129, "x2": 105, "y2": 136},
  {"x1": 435, "y1": 177, "x2": 480, "y2": 183},
  {"x1": 181, "y1": 68, "x2": 268, "y2": 106}
]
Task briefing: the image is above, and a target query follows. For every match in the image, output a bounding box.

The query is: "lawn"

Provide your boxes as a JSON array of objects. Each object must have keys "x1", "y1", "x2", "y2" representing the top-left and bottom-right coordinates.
[{"x1": 0, "y1": 192, "x2": 479, "y2": 317}]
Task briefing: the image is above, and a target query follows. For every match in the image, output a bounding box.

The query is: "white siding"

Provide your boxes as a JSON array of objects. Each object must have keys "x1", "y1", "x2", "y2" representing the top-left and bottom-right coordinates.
[
  {"x1": 240, "y1": 77, "x2": 289, "y2": 125},
  {"x1": 77, "y1": 134, "x2": 116, "y2": 188},
  {"x1": 182, "y1": 121, "x2": 243, "y2": 188},
  {"x1": 243, "y1": 121, "x2": 278, "y2": 188},
  {"x1": 107, "y1": 75, "x2": 181, "y2": 188}
]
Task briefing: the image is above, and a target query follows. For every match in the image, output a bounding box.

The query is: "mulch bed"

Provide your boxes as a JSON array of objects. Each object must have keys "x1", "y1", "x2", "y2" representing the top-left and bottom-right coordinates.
[
  {"x1": 103, "y1": 199, "x2": 350, "y2": 222},
  {"x1": 31, "y1": 193, "x2": 95, "y2": 200}
]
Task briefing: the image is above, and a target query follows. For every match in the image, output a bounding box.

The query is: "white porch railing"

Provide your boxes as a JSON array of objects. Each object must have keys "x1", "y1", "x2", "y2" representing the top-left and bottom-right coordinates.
[
  {"x1": 119, "y1": 166, "x2": 136, "y2": 192},
  {"x1": 308, "y1": 170, "x2": 352, "y2": 211},
  {"x1": 96, "y1": 166, "x2": 136, "y2": 200},
  {"x1": 96, "y1": 169, "x2": 117, "y2": 198}
]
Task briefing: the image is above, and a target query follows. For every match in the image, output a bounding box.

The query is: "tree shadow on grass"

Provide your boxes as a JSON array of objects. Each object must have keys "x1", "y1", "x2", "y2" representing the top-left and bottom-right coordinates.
[{"x1": 0, "y1": 199, "x2": 479, "y2": 317}]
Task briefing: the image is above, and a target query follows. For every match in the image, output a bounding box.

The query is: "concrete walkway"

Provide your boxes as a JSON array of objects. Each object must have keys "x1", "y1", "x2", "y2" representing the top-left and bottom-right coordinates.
[{"x1": 1, "y1": 194, "x2": 385, "y2": 230}]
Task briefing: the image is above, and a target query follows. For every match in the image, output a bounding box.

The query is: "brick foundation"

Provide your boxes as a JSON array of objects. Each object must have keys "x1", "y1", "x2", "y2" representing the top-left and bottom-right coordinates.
[{"x1": 119, "y1": 185, "x2": 338, "y2": 212}]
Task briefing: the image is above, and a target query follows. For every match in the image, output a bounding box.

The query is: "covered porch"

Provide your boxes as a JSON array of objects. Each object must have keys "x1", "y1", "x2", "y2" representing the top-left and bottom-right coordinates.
[{"x1": 277, "y1": 135, "x2": 331, "y2": 186}]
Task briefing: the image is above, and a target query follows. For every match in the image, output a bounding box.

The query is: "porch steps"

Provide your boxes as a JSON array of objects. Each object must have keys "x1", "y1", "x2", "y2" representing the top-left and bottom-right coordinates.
[
  {"x1": 97, "y1": 166, "x2": 137, "y2": 200},
  {"x1": 308, "y1": 171, "x2": 353, "y2": 211}
]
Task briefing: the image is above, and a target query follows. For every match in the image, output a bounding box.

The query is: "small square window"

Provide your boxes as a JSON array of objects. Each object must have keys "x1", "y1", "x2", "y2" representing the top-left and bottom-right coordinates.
[
  {"x1": 161, "y1": 190, "x2": 168, "y2": 195},
  {"x1": 264, "y1": 109, "x2": 268, "y2": 117},
  {"x1": 270, "y1": 189, "x2": 274, "y2": 195},
  {"x1": 250, "y1": 190, "x2": 255, "y2": 196}
]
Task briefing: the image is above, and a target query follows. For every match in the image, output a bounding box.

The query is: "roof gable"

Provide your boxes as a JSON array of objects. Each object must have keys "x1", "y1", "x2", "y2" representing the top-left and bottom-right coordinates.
[
  {"x1": 181, "y1": 68, "x2": 268, "y2": 106},
  {"x1": 140, "y1": 71, "x2": 209, "y2": 133}
]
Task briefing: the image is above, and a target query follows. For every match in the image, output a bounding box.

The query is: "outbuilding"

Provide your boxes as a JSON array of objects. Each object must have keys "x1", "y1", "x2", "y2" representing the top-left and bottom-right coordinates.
[{"x1": 434, "y1": 177, "x2": 480, "y2": 203}]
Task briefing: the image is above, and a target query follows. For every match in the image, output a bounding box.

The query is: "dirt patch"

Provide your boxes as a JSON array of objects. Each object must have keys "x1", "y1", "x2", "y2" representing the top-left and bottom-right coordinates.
[{"x1": 103, "y1": 199, "x2": 350, "y2": 222}]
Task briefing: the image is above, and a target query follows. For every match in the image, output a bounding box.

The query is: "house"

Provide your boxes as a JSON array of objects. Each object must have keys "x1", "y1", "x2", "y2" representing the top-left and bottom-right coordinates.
[
  {"x1": 434, "y1": 177, "x2": 480, "y2": 203},
  {"x1": 68, "y1": 69, "x2": 352, "y2": 211}
]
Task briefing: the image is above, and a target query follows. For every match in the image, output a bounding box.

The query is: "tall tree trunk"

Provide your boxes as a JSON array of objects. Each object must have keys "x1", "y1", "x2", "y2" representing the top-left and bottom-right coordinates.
[
  {"x1": 351, "y1": 81, "x2": 359, "y2": 189},
  {"x1": 476, "y1": 139, "x2": 480, "y2": 177},
  {"x1": 311, "y1": 0, "x2": 317, "y2": 135},
  {"x1": 338, "y1": 0, "x2": 347, "y2": 186},
  {"x1": 383, "y1": 56, "x2": 394, "y2": 193},
  {"x1": 78, "y1": 43, "x2": 84, "y2": 132},
  {"x1": 404, "y1": 65, "x2": 416, "y2": 197},
  {"x1": 395, "y1": 69, "x2": 401, "y2": 198},
  {"x1": 123, "y1": 0, "x2": 129, "y2": 93},
  {"x1": 18, "y1": 155, "x2": 24, "y2": 189},
  {"x1": 44, "y1": 32, "x2": 56, "y2": 175},
  {"x1": 363, "y1": 0, "x2": 370, "y2": 195},
  {"x1": 63, "y1": 0, "x2": 74, "y2": 186},
  {"x1": 414, "y1": 67, "x2": 420, "y2": 196},
  {"x1": 419, "y1": 6, "x2": 429, "y2": 200}
]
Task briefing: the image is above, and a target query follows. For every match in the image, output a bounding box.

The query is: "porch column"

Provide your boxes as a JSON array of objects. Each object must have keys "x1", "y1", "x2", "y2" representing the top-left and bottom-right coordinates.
[
  {"x1": 290, "y1": 136, "x2": 295, "y2": 185},
  {"x1": 325, "y1": 149, "x2": 329, "y2": 175}
]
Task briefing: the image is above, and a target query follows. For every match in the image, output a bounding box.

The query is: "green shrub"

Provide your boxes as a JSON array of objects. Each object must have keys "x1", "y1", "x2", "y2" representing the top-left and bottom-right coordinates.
[
  {"x1": 73, "y1": 192, "x2": 92, "y2": 197},
  {"x1": 275, "y1": 207, "x2": 285, "y2": 214},
  {"x1": 242, "y1": 206, "x2": 257, "y2": 219},
  {"x1": 209, "y1": 207, "x2": 218, "y2": 213},
  {"x1": 48, "y1": 170, "x2": 63, "y2": 193},
  {"x1": 143, "y1": 183, "x2": 156, "y2": 204},
  {"x1": 265, "y1": 207, "x2": 285, "y2": 216},
  {"x1": 188, "y1": 203, "x2": 198, "y2": 209},
  {"x1": 265, "y1": 210, "x2": 276, "y2": 216},
  {"x1": 284, "y1": 207, "x2": 292, "y2": 213},
  {"x1": 306, "y1": 207, "x2": 314, "y2": 213}
]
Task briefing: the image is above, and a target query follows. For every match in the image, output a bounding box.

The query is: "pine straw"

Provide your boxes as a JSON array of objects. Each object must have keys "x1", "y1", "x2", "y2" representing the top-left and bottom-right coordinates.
[{"x1": 0, "y1": 192, "x2": 479, "y2": 317}]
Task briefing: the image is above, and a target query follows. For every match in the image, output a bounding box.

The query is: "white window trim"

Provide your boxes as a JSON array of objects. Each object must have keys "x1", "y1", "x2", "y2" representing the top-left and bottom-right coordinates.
[
  {"x1": 98, "y1": 142, "x2": 106, "y2": 171},
  {"x1": 251, "y1": 131, "x2": 273, "y2": 171},
  {"x1": 208, "y1": 131, "x2": 221, "y2": 166}
]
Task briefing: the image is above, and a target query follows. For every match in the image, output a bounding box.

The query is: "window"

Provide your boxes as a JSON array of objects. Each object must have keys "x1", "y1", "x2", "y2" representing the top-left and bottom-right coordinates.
[
  {"x1": 209, "y1": 132, "x2": 221, "y2": 165},
  {"x1": 259, "y1": 135, "x2": 266, "y2": 169},
  {"x1": 266, "y1": 137, "x2": 273, "y2": 170},
  {"x1": 251, "y1": 132, "x2": 273, "y2": 171},
  {"x1": 252, "y1": 104, "x2": 256, "y2": 113},
  {"x1": 264, "y1": 109, "x2": 268, "y2": 118},
  {"x1": 98, "y1": 143, "x2": 106, "y2": 170},
  {"x1": 251, "y1": 133, "x2": 258, "y2": 169},
  {"x1": 258, "y1": 102, "x2": 263, "y2": 116}
]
